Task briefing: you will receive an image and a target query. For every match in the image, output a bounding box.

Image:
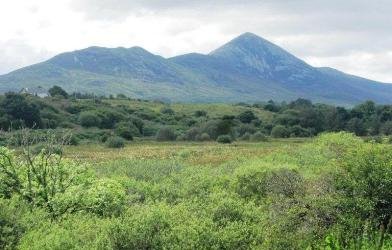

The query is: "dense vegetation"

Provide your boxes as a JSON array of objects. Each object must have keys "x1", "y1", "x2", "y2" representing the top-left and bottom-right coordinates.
[
  {"x1": 1, "y1": 88, "x2": 392, "y2": 147},
  {"x1": 1, "y1": 88, "x2": 392, "y2": 248},
  {"x1": 1, "y1": 132, "x2": 392, "y2": 249}
]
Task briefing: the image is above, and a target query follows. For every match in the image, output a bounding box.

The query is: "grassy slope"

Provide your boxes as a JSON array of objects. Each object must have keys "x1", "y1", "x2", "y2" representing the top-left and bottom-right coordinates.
[{"x1": 104, "y1": 99, "x2": 275, "y2": 123}]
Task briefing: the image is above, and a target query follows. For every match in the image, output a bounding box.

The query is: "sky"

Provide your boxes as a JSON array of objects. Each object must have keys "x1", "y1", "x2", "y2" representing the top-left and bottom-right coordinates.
[{"x1": 1, "y1": 0, "x2": 392, "y2": 82}]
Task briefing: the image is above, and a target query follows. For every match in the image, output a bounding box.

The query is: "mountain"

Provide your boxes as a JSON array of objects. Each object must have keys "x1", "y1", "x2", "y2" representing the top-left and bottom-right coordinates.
[{"x1": 0, "y1": 32, "x2": 391, "y2": 105}]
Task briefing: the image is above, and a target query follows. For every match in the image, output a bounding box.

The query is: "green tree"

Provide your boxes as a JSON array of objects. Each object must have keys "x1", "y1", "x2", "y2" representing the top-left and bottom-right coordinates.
[
  {"x1": 238, "y1": 110, "x2": 256, "y2": 124},
  {"x1": 271, "y1": 125, "x2": 289, "y2": 138},
  {"x1": 0, "y1": 93, "x2": 41, "y2": 129},
  {"x1": 48, "y1": 85, "x2": 68, "y2": 98},
  {"x1": 156, "y1": 127, "x2": 177, "y2": 141},
  {"x1": 78, "y1": 111, "x2": 101, "y2": 128}
]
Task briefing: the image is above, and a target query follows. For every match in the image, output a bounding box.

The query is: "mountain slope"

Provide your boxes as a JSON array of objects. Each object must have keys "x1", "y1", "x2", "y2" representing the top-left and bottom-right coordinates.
[{"x1": 0, "y1": 32, "x2": 391, "y2": 105}]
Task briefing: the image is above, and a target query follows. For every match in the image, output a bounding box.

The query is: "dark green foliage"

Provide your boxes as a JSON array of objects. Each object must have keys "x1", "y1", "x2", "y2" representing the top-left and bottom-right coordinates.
[
  {"x1": 250, "y1": 132, "x2": 268, "y2": 142},
  {"x1": 216, "y1": 135, "x2": 233, "y2": 144},
  {"x1": 196, "y1": 133, "x2": 211, "y2": 141},
  {"x1": 236, "y1": 124, "x2": 257, "y2": 137},
  {"x1": 0, "y1": 93, "x2": 392, "y2": 144},
  {"x1": 289, "y1": 125, "x2": 311, "y2": 137},
  {"x1": 194, "y1": 110, "x2": 207, "y2": 117},
  {"x1": 238, "y1": 110, "x2": 256, "y2": 124},
  {"x1": 78, "y1": 111, "x2": 101, "y2": 128},
  {"x1": 160, "y1": 107, "x2": 175, "y2": 115},
  {"x1": 48, "y1": 85, "x2": 68, "y2": 98},
  {"x1": 381, "y1": 121, "x2": 392, "y2": 135},
  {"x1": 106, "y1": 136, "x2": 125, "y2": 148},
  {"x1": 0, "y1": 93, "x2": 42, "y2": 129},
  {"x1": 156, "y1": 127, "x2": 177, "y2": 141},
  {"x1": 346, "y1": 117, "x2": 366, "y2": 136},
  {"x1": 115, "y1": 122, "x2": 139, "y2": 140},
  {"x1": 271, "y1": 125, "x2": 289, "y2": 138}
]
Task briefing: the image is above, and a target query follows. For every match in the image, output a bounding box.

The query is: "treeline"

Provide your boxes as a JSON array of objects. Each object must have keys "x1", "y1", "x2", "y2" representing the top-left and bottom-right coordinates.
[{"x1": 1, "y1": 86, "x2": 392, "y2": 146}]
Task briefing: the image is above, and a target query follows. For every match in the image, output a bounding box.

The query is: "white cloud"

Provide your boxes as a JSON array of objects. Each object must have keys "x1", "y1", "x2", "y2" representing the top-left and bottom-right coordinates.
[{"x1": 0, "y1": 0, "x2": 391, "y2": 83}]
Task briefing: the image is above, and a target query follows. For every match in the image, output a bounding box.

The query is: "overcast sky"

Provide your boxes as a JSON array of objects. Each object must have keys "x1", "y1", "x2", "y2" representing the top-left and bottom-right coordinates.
[{"x1": 1, "y1": 0, "x2": 392, "y2": 82}]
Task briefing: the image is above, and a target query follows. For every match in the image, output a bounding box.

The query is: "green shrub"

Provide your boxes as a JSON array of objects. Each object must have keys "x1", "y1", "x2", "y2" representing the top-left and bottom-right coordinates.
[
  {"x1": 240, "y1": 132, "x2": 251, "y2": 141},
  {"x1": 196, "y1": 133, "x2": 211, "y2": 141},
  {"x1": 250, "y1": 132, "x2": 268, "y2": 142},
  {"x1": 115, "y1": 122, "x2": 140, "y2": 140},
  {"x1": 236, "y1": 124, "x2": 257, "y2": 137},
  {"x1": 106, "y1": 136, "x2": 125, "y2": 148},
  {"x1": 156, "y1": 127, "x2": 177, "y2": 141},
  {"x1": 48, "y1": 85, "x2": 68, "y2": 98},
  {"x1": 216, "y1": 135, "x2": 233, "y2": 144},
  {"x1": 160, "y1": 107, "x2": 175, "y2": 115},
  {"x1": 0, "y1": 147, "x2": 90, "y2": 213},
  {"x1": 82, "y1": 179, "x2": 126, "y2": 216},
  {"x1": 69, "y1": 135, "x2": 80, "y2": 146},
  {"x1": 289, "y1": 125, "x2": 311, "y2": 137},
  {"x1": 271, "y1": 125, "x2": 289, "y2": 138},
  {"x1": 78, "y1": 111, "x2": 101, "y2": 128},
  {"x1": 194, "y1": 110, "x2": 207, "y2": 117},
  {"x1": 238, "y1": 110, "x2": 256, "y2": 124}
]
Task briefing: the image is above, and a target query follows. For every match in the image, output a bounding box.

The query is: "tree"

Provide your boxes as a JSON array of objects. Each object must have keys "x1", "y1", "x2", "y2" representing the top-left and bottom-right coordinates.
[
  {"x1": 115, "y1": 122, "x2": 139, "y2": 140},
  {"x1": 156, "y1": 127, "x2": 177, "y2": 141},
  {"x1": 48, "y1": 86, "x2": 68, "y2": 98},
  {"x1": 78, "y1": 111, "x2": 101, "y2": 128},
  {"x1": 216, "y1": 135, "x2": 233, "y2": 144},
  {"x1": 0, "y1": 93, "x2": 41, "y2": 129},
  {"x1": 381, "y1": 121, "x2": 392, "y2": 135},
  {"x1": 238, "y1": 110, "x2": 256, "y2": 124},
  {"x1": 346, "y1": 118, "x2": 366, "y2": 136},
  {"x1": 271, "y1": 125, "x2": 289, "y2": 138}
]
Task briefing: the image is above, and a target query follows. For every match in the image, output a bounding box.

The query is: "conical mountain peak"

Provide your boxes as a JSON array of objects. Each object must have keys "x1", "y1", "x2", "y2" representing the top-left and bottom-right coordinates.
[{"x1": 209, "y1": 32, "x2": 313, "y2": 80}]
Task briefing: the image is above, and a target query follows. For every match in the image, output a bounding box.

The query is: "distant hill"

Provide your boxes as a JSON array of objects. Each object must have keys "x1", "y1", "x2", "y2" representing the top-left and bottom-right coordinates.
[{"x1": 1, "y1": 32, "x2": 391, "y2": 105}]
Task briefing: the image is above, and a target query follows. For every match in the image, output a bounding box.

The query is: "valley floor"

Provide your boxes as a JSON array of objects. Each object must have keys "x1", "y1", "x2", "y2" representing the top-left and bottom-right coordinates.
[{"x1": 2, "y1": 134, "x2": 392, "y2": 249}]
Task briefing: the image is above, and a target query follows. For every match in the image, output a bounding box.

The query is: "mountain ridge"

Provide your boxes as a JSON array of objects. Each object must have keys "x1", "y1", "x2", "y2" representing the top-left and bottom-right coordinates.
[{"x1": 0, "y1": 32, "x2": 391, "y2": 105}]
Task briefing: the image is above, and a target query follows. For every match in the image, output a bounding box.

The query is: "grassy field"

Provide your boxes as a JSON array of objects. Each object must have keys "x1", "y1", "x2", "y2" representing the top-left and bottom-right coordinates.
[
  {"x1": 2, "y1": 134, "x2": 392, "y2": 249},
  {"x1": 64, "y1": 138, "x2": 306, "y2": 164}
]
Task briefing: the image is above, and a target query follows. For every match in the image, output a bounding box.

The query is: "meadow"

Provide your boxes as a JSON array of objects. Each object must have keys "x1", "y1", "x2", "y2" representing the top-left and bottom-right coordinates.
[{"x1": 1, "y1": 133, "x2": 392, "y2": 249}]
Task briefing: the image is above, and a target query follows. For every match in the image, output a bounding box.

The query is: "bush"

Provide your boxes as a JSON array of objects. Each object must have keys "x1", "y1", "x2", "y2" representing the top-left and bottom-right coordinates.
[
  {"x1": 115, "y1": 122, "x2": 140, "y2": 140},
  {"x1": 160, "y1": 107, "x2": 175, "y2": 115},
  {"x1": 196, "y1": 133, "x2": 211, "y2": 141},
  {"x1": 48, "y1": 85, "x2": 68, "y2": 98},
  {"x1": 381, "y1": 121, "x2": 392, "y2": 135},
  {"x1": 194, "y1": 110, "x2": 207, "y2": 117},
  {"x1": 271, "y1": 125, "x2": 289, "y2": 138},
  {"x1": 216, "y1": 135, "x2": 233, "y2": 144},
  {"x1": 250, "y1": 132, "x2": 268, "y2": 142},
  {"x1": 238, "y1": 110, "x2": 257, "y2": 124},
  {"x1": 106, "y1": 136, "x2": 125, "y2": 148},
  {"x1": 236, "y1": 124, "x2": 257, "y2": 137},
  {"x1": 240, "y1": 132, "x2": 251, "y2": 141},
  {"x1": 289, "y1": 125, "x2": 311, "y2": 137},
  {"x1": 78, "y1": 112, "x2": 101, "y2": 128},
  {"x1": 69, "y1": 135, "x2": 80, "y2": 146},
  {"x1": 156, "y1": 127, "x2": 177, "y2": 141}
]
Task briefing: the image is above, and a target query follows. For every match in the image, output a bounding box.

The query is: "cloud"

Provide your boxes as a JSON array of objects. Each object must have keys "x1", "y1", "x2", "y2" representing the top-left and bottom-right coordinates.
[
  {"x1": 0, "y1": 40, "x2": 53, "y2": 74},
  {"x1": 0, "y1": 0, "x2": 391, "y2": 82}
]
